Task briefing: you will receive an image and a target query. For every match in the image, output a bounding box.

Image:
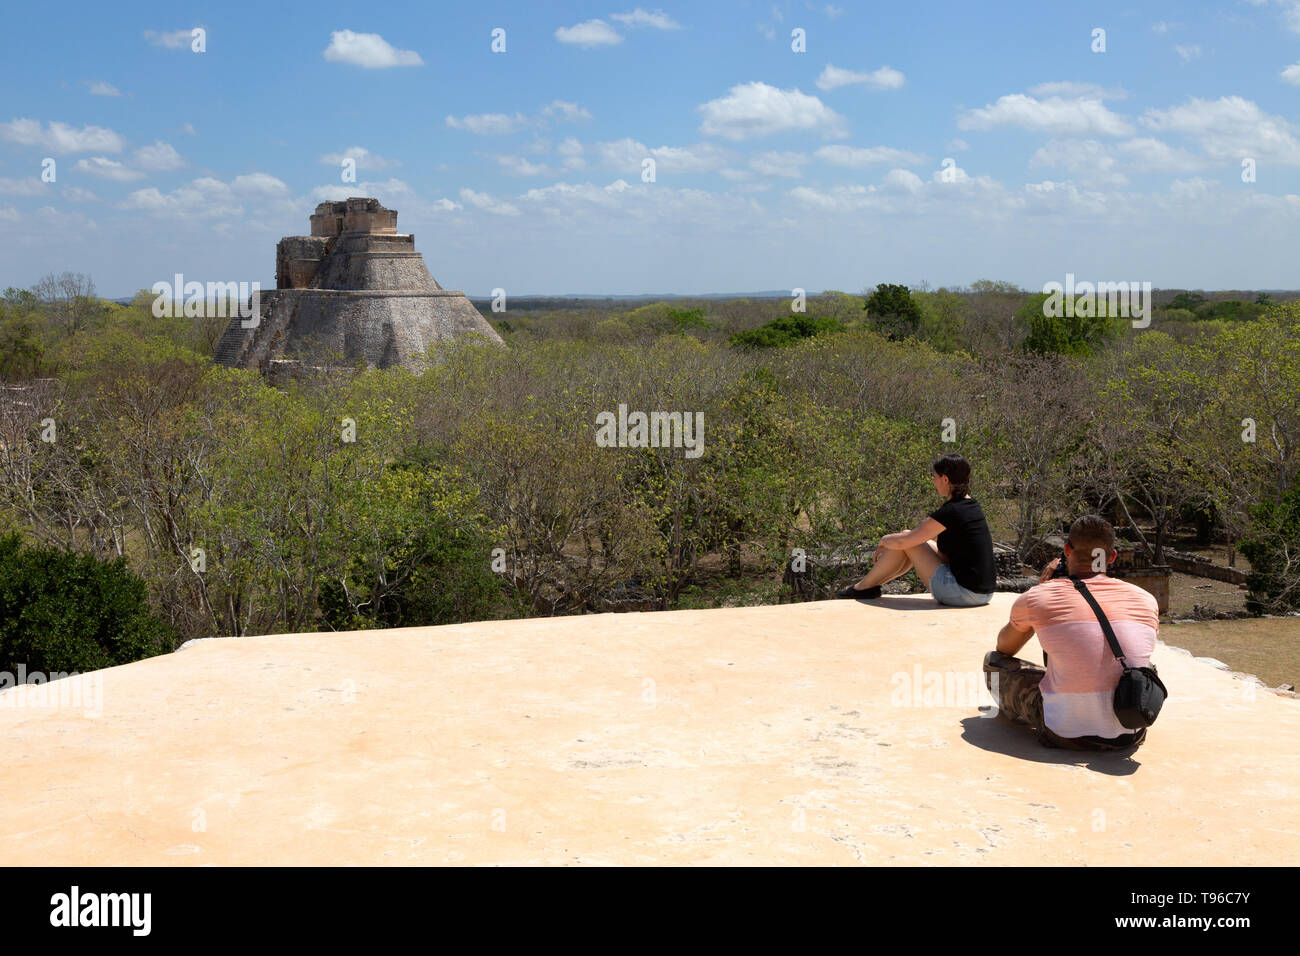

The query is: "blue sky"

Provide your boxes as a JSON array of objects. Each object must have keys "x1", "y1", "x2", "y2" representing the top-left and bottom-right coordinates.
[{"x1": 4, "y1": 0, "x2": 1300, "y2": 297}]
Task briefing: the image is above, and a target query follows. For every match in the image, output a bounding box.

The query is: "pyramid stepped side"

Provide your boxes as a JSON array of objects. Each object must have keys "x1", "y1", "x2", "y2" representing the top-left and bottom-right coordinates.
[
  {"x1": 213, "y1": 291, "x2": 295, "y2": 371},
  {"x1": 315, "y1": 234, "x2": 443, "y2": 292},
  {"x1": 213, "y1": 198, "x2": 500, "y2": 373}
]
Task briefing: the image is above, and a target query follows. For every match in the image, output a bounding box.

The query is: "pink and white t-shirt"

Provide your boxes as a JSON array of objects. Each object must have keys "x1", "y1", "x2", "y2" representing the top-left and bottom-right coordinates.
[{"x1": 1009, "y1": 575, "x2": 1159, "y2": 739}]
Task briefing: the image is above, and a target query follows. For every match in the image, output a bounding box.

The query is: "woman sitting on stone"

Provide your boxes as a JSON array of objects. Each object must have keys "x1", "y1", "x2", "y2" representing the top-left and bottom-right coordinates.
[{"x1": 836, "y1": 453, "x2": 995, "y2": 607}]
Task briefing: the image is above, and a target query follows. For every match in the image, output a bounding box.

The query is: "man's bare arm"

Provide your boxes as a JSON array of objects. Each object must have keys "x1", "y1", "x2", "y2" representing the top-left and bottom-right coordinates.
[{"x1": 996, "y1": 620, "x2": 1034, "y2": 656}]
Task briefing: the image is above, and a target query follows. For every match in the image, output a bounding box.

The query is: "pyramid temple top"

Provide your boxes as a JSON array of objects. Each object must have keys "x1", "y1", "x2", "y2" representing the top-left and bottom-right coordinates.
[{"x1": 309, "y1": 197, "x2": 398, "y2": 237}]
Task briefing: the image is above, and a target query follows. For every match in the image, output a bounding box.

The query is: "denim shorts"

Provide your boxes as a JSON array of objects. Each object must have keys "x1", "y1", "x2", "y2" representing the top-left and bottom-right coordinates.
[{"x1": 929, "y1": 563, "x2": 993, "y2": 607}]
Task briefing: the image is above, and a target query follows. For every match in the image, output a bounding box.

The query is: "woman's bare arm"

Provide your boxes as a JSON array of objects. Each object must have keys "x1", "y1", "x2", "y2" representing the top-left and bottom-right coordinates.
[{"x1": 879, "y1": 517, "x2": 946, "y2": 551}]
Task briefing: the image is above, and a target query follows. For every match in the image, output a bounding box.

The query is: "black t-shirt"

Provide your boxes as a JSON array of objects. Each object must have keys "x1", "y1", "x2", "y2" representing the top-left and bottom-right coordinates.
[{"x1": 929, "y1": 496, "x2": 996, "y2": 594}]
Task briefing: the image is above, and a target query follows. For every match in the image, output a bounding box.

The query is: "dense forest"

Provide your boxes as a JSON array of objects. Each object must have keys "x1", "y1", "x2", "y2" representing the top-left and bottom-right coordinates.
[{"x1": 1, "y1": 274, "x2": 1298, "y2": 673}]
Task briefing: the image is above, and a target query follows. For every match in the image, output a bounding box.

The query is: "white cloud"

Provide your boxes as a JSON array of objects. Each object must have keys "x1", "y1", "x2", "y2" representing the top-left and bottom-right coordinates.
[
  {"x1": 541, "y1": 100, "x2": 593, "y2": 123},
  {"x1": 1, "y1": 119, "x2": 126, "y2": 154},
  {"x1": 231, "y1": 173, "x2": 289, "y2": 195},
  {"x1": 520, "y1": 179, "x2": 639, "y2": 211},
  {"x1": 312, "y1": 178, "x2": 413, "y2": 203},
  {"x1": 788, "y1": 183, "x2": 876, "y2": 212},
  {"x1": 62, "y1": 186, "x2": 98, "y2": 202},
  {"x1": 459, "y1": 188, "x2": 521, "y2": 215},
  {"x1": 124, "y1": 178, "x2": 216, "y2": 212},
  {"x1": 74, "y1": 157, "x2": 145, "y2": 181},
  {"x1": 323, "y1": 30, "x2": 423, "y2": 68},
  {"x1": 446, "y1": 101, "x2": 592, "y2": 136},
  {"x1": 557, "y1": 137, "x2": 586, "y2": 169},
  {"x1": 134, "y1": 141, "x2": 185, "y2": 171},
  {"x1": 1028, "y1": 139, "x2": 1127, "y2": 185},
  {"x1": 1115, "y1": 137, "x2": 1202, "y2": 173},
  {"x1": 144, "y1": 28, "x2": 197, "y2": 49},
  {"x1": 1282, "y1": 62, "x2": 1300, "y2": 85},
  {"x1": 88, "y1": 81, "x2": 121, "y2": 97},
  {"x1": 946, "y1": 138, "x2": 970, "y2": 152},
  {"x1": 749, "y1": 151, "x2": 809, "y2": 177},
  {"x1": 490, "y1": 155, "x2": 557, "y2": 176},
  {"x1": 1028, "y1": 81, "x2": 1125, "y2": 100},
  {"x1": 1170, "y1": 176, "x2": 1216, "y2": 200},
  {"x1": 789, "y1": 166, "x2": 1011, "y2": 215},
  {"x1": 0, "y1": 206, "x2": 19, "y2": 223},
  {"x1": 958, "y1": 93, "x2": 1135, "y2": 136},
  {"x1": 609, "y1": 9, "x2": 681, "y2": 29},
  {"x1": 0, "y1": 177, "x2": 47, "y2": 196},
  {"x1": 445, "y1": 112, "x2": 530, "y2": 135},
  {"x1": 1142, "y1": 96, "x2": 1300, "y2": 165},
  {"x1": 698, "y1": 82, "x2": 848, "y2": 140},
  {"x1": 1255, "y1": 0, "x2": 1300, "y2": 33},
  {"x1": 596, "y1": 137, "x2": 730, "y2": 173},
  {"x1": 514, "y1": 179, "x2": 753, "y2": 225},
  {"x1": 122, "y1": 175, "x2": 294, "y2": 217},
  {"x1": 815, "y1": 64, "x2": 905, "y2": 91},
  {"x1": 1026, "y1": 135, "x2": 1202, "y2": 186},
  {"x1": 825, "y1": 5, "x2": 844, "y2": 18},
  {"x1": 319, "y1": 146, "x2": 401, "y2": 170},
  {"x1": 932, "y1": 162, "x2": 972, "y2": 184},
  {"x1": 815, "y1": 144, "x2": 925, "y2": 167},
  {"x1": 884, "y1": 169, "x2": 925, "y2": 193},
  {"x1": 555, "y1": 19, "x2": 623, "y2": 47},
  {"x1": 1175, "y1": 44, "x2": 1202, "y2": 61},
  {"x1": 121, "y1": 187, "x2": 181, "y2": 213},
  {"x1": 181, "y1": 122, "x2": 197, "y2": 136}
]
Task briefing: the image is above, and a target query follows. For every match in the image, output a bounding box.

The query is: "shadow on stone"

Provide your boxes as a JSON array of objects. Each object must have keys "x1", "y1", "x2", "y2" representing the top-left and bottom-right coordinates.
[
  {"x1": 852, "y1": 595, "x2": 941, "y2": 610},
  {"x1": 958, "y1": 715, "x2": 1143, "y2": 776}
]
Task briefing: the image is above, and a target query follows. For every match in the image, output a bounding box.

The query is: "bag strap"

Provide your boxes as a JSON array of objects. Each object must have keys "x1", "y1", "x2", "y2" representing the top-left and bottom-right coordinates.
[{"x1": 1069, "y1": 577, "x2": 1127, "y2": 665}]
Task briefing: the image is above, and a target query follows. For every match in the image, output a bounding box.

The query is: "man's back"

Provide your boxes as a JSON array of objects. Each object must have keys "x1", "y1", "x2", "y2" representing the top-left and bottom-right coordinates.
[{"x1": 1009, "y1": 575, "x2": 1158, "y2": 740}]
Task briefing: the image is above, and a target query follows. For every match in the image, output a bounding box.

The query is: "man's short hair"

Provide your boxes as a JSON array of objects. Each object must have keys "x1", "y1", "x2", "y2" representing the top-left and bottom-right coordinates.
[{"x1": 1069, "y1": 514, "x2": 1115, "y2": 561}]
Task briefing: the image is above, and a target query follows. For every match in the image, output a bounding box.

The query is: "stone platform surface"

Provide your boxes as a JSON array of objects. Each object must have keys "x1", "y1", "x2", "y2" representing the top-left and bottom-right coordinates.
[{"x1": 0, "y1": 594, "x2": 1295, "y2": 865}]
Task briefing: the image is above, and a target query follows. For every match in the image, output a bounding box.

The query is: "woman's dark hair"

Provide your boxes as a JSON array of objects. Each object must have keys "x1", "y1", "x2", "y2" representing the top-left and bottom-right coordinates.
[{"x1": 932, "y1": 453, "x2": 971, "y2": 499}]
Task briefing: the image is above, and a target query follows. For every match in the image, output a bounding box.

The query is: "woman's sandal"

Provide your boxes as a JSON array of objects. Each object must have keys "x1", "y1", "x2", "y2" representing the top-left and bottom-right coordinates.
[{"x1": 835, "y1": 584, "x2": 882, "y2": 599}]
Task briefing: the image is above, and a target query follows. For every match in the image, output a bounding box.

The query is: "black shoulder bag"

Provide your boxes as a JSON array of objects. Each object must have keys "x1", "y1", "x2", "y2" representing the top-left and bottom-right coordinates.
[{"x1": 1070, "y1": 577, "x2": 1169, "y2": 729}]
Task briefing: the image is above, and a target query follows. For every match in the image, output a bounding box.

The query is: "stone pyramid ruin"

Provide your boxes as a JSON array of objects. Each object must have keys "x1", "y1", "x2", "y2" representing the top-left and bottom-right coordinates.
[{"x1": 214, "y1": 198, "x2": 501, "y2": 375}]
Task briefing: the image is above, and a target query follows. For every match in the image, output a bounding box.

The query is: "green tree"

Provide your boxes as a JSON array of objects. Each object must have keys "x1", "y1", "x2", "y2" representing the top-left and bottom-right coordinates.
[
  {"x1": 1169, "y1": 291, "x2": 1207, "y2": 312},
  {"x1": 914, "y1": 288, "x2": 969, "y2": 352},
  {"x1": 1092, "y1": 333, "x2": 1216, "y2": 562},
  {"x1": 1238, "y1": 482, "x2": 1300, "y2": 613},
  {"x1": 863, "y1": 283, "x2": 924, "y2": 340},
  {"x1": 318, "y1": 458, "x2": 504, "y2": 629},
  {"x1": 1019, "y1": 292, "x2": 1124, "y2": 357},
  {"x1": 0, "y1": 318, "x2": 46, "y2": 379}
]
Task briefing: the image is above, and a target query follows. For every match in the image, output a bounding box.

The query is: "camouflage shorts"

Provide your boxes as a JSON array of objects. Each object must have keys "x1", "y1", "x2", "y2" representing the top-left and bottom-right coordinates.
[{"x1": 982, "y1": 651, "x2": 1146, "y2": 752}]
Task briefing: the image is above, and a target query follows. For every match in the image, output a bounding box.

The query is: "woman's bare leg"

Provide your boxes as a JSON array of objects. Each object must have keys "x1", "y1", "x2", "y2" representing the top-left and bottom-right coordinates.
[
  {"x1": 904, "y1": 541, "x2": 943, "y2": 588},
  {"x1": 853, "y1": 548, "x2": 913, "y2": 589}
]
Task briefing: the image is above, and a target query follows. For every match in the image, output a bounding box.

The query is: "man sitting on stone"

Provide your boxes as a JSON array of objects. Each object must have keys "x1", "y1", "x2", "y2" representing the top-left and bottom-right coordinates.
[{"x1": 983, "y1": 515, "x2": 1158, "y2": 751}]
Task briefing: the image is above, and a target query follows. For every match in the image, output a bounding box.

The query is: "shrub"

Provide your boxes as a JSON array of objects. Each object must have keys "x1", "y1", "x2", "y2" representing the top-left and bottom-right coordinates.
[
  {"x1": 730, "y1": 314, "x2": 844, "y2": 349},
  {"x1": 0, "y1": 534, "x2": 178, "y2": 676}
]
